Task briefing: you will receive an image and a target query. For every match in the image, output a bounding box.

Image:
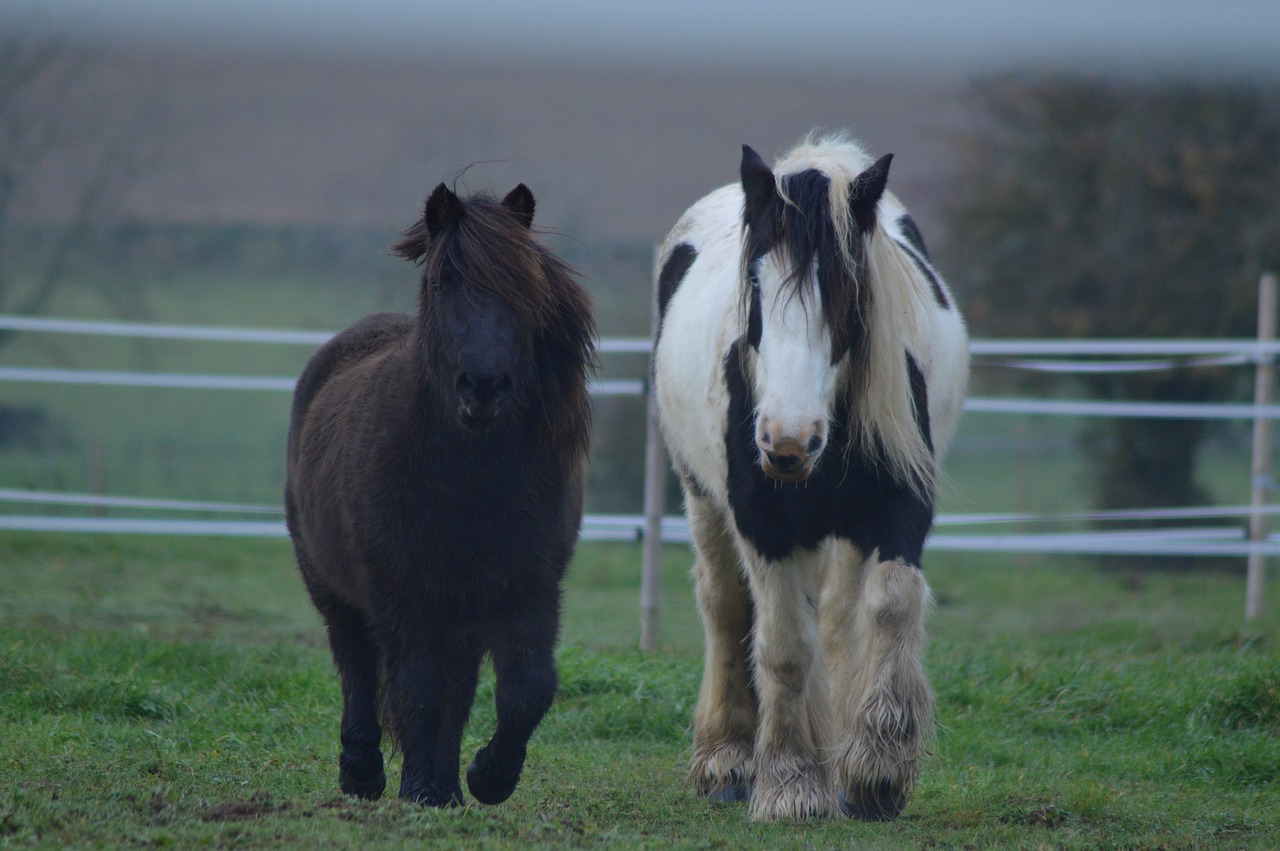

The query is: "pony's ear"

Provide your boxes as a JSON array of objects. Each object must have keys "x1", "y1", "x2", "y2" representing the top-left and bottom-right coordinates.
[
  {"x1": 391, "y1": 183, "x2": 464, "y2": 263},
  {"x1": 849, "y1": 153, "x2": 893, "y2": 232},
  {"x1": 424, "y1": 182, "x2": 465, "y2": 239},
  {"x1": 740, "y1": 144, "x2": 776, "y2": 225},
  {"x1": 502, "y1": 183, "x2": 536, "y2": 229}
]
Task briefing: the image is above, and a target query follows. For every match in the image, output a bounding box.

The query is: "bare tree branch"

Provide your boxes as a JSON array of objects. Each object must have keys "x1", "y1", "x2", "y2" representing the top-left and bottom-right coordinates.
[{"x1": 0, "y1": 25, "x2": 154, "y2": 347}]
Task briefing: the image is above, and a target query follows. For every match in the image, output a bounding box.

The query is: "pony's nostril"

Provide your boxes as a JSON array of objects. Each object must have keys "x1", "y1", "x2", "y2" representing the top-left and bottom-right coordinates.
[
  {"x1": 456, "y1": 372, "x2": 474, "y2": 398},
  {"x1": 806, "y1": 434, "x2": 823, "y2": 454},
  {"x1": 458, "y1": 372, "x2": 510, "y2": 404}
]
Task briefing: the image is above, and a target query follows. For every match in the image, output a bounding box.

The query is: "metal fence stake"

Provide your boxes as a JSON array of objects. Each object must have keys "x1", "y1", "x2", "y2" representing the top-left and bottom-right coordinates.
[
  {"x1": 639, "y1": 252, "x2": 667, "y2": 652},
  {"x1": 1247, "y1": 272, "x2": 1277, "y2": 621}
]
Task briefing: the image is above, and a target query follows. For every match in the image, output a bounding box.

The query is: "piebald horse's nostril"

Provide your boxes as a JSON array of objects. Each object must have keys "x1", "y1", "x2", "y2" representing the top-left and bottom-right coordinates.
[
  {"x1": 764, "y1": 451, "x2": 801, "y2": 471},
  {"x1": 806, "y1": 434, "x2": 823, "y2": 454}
]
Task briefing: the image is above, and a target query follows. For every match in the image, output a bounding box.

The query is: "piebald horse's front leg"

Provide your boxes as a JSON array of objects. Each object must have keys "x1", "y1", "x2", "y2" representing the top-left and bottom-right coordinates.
[
  {"x1": 821, "y1": 541, "x2": 933, "y2": 821},
  {"x1": 686, "y1": 493, "x2": 757, "y2": 803},
  {"x1": 740, "y1": 541, "x2": 839, "y2": 821}
]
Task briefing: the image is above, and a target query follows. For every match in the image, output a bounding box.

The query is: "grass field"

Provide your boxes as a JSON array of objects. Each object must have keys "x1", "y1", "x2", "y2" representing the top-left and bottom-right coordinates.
[{"x1": 1, "y1": 532, "x2": 1277, "y2": 849}]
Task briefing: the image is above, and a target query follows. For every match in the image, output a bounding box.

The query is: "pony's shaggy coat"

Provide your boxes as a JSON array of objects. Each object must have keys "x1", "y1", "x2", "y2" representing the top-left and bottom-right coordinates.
[
  {"x1": 654, "y1": 133, "x2": 968, "y2": 821},
  {"x1": 286, "y1": 183, "x2": 595, "y2": 808}
]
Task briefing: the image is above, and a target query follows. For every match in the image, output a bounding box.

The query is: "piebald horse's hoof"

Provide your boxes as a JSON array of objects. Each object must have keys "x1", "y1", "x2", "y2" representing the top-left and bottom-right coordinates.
[
  {"x1": 706, "y1": 784, "x2": 750, "y2": 803},
  {"x1": 704, "y1": 769, "x2": 751, "y2": 804},
  {"x1": 839, "y1": 779, "x2": 908, "y2": 821}
]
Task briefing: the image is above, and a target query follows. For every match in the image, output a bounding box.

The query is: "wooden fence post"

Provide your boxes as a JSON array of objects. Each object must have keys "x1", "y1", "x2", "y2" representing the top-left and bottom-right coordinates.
[
  {"x1": 1247, "y1": 271, "x2": 1277, "y2": 621},
  {"x1": 639, "y1": 255, "x2": 667, "y2": 652}
]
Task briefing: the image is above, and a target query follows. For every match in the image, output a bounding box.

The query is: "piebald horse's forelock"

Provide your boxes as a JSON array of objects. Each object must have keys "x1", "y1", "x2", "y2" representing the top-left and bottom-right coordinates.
[
  {"x1": 740, "y1": 134, "x2": 939, "y2": 498},
  {"x1": 392, "y1": 191, "x2": 598, "y2": 459},
  {"x1": 739, "y1": 167, "x2": 866, "y2": 364}
]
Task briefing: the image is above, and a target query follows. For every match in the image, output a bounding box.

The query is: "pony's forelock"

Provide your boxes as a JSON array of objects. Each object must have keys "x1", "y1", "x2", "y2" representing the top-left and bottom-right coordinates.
[{"x1": 408, "y1": 190, "x2": 597, "y2": 458}]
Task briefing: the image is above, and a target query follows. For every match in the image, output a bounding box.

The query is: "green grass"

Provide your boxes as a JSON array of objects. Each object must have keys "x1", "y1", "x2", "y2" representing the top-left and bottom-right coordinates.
[{"x1": 2, "y1": 533, "x2": 1278, "y2": 848}]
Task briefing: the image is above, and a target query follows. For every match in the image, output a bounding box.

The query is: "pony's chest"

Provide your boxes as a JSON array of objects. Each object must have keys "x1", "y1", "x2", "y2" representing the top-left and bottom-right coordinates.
[{"x1": 379, "y1": 442, "x2": 572, "y2": 545}]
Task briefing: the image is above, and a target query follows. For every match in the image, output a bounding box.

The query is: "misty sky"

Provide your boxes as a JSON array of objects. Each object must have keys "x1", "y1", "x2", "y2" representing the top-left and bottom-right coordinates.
[{"x1": 26, "y1": 0, "x2": 1280, "y2": 78}]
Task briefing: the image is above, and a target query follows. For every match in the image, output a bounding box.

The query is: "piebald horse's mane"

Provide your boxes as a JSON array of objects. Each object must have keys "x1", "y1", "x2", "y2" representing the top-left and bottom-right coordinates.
[{"x1": 745, "y1": 133, "x2": 939, "y2": 495}]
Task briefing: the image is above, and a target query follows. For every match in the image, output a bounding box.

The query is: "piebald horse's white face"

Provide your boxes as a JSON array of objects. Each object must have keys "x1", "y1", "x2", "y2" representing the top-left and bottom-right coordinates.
[
  {"x1": 749, "y1": 251, "x2": 835, "y2": 483},
  {"x1": 738, "y1": 143, "x2": 891, "y2": 484}
]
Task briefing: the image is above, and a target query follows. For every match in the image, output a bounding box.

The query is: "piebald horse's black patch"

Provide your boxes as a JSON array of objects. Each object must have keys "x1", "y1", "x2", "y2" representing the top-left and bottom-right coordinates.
[
  {"x1": 894, "y1": 215, "x2": 949, "y2": 310},
  {"x1": 656, "y1": 243, "x2": 698, "y2": 335},
  {"x1": 906, "y1": 350, "x2": 934, "y2": 455},
  {"x1": 896, "y1": 214, "x2": 930, "y2": 259},
  {"x1": 746, "y1": 262, "x2": 763, "y2": 349}
]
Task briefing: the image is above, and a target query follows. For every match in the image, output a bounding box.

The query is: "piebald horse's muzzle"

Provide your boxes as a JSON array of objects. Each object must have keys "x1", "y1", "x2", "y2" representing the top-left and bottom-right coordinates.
[{"x1": 756, "y1": 418, "x2": 827, "y2": 483}]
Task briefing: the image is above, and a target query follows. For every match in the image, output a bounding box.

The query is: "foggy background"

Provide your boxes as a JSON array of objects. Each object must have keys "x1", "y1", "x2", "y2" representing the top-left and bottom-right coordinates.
[
  {"x1": 16, "y1": 0, "x2": 1280, "y2": 247},
  {"x1": 3, "y1": 0, "x2": 1279, "y2": 519}
]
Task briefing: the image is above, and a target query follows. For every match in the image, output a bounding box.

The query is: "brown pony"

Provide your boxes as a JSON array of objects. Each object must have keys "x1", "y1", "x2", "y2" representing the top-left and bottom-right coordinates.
[{"x1": 285, "y1": 182, "x2": 595, "y2": 807}]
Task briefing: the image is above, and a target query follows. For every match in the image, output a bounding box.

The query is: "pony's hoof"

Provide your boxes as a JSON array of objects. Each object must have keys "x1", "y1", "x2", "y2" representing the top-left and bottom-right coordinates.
[
  {"x1": 338, "y1": 751, "x2": 386, "y2": 800},
  {"x1": 839, "y1": 778, "x2": 908, "y2": 821},
  {"x1": 402, "y1": 781, "x2": 464, "y2": 808},
  {"x1": 466, "y1": 745, "x2": 523, "y2": 805},
  {"x1": 339, "y1": 771, "x2": 386, "y2": 800}
]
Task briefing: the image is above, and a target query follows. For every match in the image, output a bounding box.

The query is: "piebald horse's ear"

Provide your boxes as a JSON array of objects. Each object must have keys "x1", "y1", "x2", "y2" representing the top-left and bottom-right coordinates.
[
  {"x1": 392, "y1": 182, "x2": 465, "y2": 263},
  {"x1": 502, "y1": 183, "x2": 536, "y2": 229},
  {"x1": 740, "y1": 144, "x2": 776, "y2": 226},
  {"x1": 849, "y1": 153, "x2": 893, "y2": 233}
]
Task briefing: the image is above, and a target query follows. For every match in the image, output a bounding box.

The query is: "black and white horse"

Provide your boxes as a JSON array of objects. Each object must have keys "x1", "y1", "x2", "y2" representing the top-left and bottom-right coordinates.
[{"x1": 653, "y1": 134, "x2": 968, "y2": 821}]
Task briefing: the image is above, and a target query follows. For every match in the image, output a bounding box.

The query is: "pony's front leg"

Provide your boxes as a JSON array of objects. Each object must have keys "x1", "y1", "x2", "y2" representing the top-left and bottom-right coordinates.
[
  {"x1": 335, "y1": 628, "x2": 385, "y2": 801},
  {"x1": 466, "y1": 588, "x2": 560, "y2": 805},
  {"x1": 387, "y1": 641, "x2": 466, "y2": 807},
  {"x1": 687, "y1": 494, "x2": 757, "y2": 803},
  {"x1": 299, "y1": 574, "x2": 386, "y2": 801},
  {"x1": 742, "y1": 544, "x2": 838, "y2": 821},
  {"x1": 825, "y1": 542, "x2": 933, "y2": 821}
]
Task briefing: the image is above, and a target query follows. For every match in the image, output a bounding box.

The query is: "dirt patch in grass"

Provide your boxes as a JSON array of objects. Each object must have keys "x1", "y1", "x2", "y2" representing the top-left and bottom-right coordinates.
[{"x1": 203, "y1": 792, "x2": 289, "y2": 822}]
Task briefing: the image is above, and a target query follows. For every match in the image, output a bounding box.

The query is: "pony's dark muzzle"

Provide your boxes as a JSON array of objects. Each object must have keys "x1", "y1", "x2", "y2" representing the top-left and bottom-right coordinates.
[{"x1": 456, "y1": 371, "x2": 513, "y2": 430}]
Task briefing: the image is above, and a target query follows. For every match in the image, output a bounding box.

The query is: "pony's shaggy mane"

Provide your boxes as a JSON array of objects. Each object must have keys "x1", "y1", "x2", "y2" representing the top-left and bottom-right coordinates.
[{"x1": 760, "y1": 132, "x2": 939, "y2": 496}]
